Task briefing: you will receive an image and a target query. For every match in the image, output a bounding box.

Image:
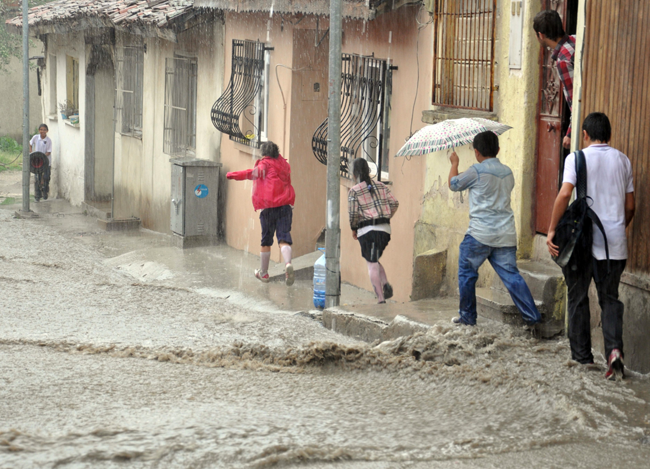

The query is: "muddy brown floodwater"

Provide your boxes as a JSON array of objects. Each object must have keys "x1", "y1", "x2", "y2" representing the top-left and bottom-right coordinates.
[{"x1": 1, "y1": 206, "x2": 650, "y2": 469}]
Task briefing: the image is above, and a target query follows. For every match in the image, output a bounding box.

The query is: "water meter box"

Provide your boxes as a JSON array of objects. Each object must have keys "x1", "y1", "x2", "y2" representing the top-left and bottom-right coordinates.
[{"x1": 170, "y1": 157, "x2": 222, "y2": 248}]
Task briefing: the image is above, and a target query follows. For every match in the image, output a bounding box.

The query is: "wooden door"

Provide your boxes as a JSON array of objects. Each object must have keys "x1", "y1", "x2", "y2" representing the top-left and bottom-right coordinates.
[{"x1": 534, "y1": 0, "x2": 569, "y2": 234}]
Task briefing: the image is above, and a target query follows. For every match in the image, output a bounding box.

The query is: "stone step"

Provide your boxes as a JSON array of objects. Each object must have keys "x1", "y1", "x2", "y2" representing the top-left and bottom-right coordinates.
[
  {"x1": 267, "y1": 249, "x2": 323, "y2": 282},
  {"x1": 82, "y1": 201, "x2": 111, "y2": 220},
  {"x1": 476, "y1": 286, "x2": 563, "y2": 338},
  {"x1": 491, "y1": 260, "x2": 564, "y2": 305}
]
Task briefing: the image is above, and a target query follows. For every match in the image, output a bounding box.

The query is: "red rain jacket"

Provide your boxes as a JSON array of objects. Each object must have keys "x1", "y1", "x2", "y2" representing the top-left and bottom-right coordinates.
[{"x1": 226, "y1": 155, "x2": 296, "y2": 211}]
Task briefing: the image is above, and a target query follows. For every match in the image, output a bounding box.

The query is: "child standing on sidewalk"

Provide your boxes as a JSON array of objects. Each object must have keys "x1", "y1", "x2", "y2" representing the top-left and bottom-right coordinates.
[
  {"x1": 29, "y1": 124, "x2": 53, "y2": 202},
  {"x1": 448, "y1": 131, "x2": 541, "y2": 327},
  {"x1": 226, "y1": 141, "x2": 296, "y2": 285},
  {"x1": 348, "y1": 158, "x2": 399, "y2": 303}
]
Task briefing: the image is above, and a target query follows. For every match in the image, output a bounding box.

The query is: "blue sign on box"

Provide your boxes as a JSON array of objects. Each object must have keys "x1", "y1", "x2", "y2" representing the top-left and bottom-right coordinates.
[{"x1": 194, "y1": 184, "x2": 208, "y2": 198}]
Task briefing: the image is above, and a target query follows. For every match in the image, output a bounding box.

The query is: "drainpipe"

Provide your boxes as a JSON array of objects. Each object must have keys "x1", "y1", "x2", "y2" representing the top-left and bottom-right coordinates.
[
  {"x1": 325, "y1": 0, "x2": 342, "y2": 308},
  {"x1": 22, "y1": 0, "x2": 30, "y2": 213}
]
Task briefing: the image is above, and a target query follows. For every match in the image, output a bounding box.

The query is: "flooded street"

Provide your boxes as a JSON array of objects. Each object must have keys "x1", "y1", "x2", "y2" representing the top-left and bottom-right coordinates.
[{"x1": 1, "y1": 206, "x2": 650, "y2": 468}]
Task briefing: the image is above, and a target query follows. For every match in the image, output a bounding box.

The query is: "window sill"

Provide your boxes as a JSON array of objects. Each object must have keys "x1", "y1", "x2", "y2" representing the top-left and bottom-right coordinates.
[
  {"x1": 422, "y1": 108, "x2": 497, "y2": 125},
  {"x1": 118, "y1": 131, "x2": 143, "y2": 140},
  {"x1": 64, "y1": 119, "x2": 80, "y2": 129}
]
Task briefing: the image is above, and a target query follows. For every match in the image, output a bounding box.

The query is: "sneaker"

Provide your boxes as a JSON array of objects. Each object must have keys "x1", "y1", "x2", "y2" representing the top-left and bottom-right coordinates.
[
  {"x1": 605, "y1": 349, "x2": 625, "y2": 381},
  {"x1": 383, "y1": 283, "x2": 393, "y2": 300},
  {"x1": 285, "y1": 263, "x2": 295, "y2": 286},
  {"x1": 254, "y1": 269, "x2": 270, "y2": 283}
]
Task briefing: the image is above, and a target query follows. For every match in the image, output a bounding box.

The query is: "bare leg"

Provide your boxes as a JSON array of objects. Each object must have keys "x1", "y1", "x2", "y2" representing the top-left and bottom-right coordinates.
[{"x1": 366, "y1": 261, "x2": 385, "y2": 302}]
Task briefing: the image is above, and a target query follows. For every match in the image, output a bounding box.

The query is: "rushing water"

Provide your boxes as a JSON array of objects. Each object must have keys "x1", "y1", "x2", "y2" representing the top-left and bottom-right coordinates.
[{"x1": 1, "y1": 207, "x2": 649, "y2": 468}]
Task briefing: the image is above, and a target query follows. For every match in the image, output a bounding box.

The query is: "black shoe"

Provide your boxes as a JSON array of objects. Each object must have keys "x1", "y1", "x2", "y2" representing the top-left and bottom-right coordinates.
[
  {"x1": 43, "y1": 195, "x2": 48, "y2": 200},
  {"x1": 383, "y1": 282, "x2": 393, "y2": 300}
]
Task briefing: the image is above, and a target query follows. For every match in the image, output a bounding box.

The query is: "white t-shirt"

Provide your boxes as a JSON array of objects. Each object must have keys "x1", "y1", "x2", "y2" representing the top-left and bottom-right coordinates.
[
  {"x1": 562, "y1": 144, "x2": 634, "y2": 260},
  {"x1": 30, "y1": 135, "x2": 53, "y2": 165},
  {"x1": 357, "y1": 223, "x2": 391, "y2": 237}
]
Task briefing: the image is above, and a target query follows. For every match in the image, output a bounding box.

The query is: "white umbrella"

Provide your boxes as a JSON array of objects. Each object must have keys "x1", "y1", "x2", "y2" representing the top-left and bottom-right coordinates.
[{"x1": 395, "y1": 117, "x2": 512, "y2": 157}]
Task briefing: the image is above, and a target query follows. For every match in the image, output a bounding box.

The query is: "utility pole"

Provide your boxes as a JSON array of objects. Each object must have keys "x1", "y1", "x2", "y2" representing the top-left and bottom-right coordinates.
[
  {"x1": 21, "y1": 0, "x2": 30, "y2": 213},
  {"x1": 325, "y1": 0, "x2": 342, "y2": 308}
]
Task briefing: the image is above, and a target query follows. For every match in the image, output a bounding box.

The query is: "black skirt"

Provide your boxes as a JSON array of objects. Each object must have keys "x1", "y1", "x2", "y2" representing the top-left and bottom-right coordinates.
[{"x1": 357, "y1": 230, "x2": 391, "y2": 263}]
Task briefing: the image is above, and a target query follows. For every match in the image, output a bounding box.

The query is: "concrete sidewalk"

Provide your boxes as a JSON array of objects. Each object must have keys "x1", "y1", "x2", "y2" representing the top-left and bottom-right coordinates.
[{"x1": 1, "y1": 195, "x2": 467, "y2": 343}]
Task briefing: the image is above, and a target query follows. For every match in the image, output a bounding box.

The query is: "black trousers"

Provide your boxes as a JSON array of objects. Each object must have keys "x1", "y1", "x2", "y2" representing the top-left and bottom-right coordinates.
[
  {"x1": 562, "y1": 257, "x2": 626, "y2": 364},
  {"x1": 34, "y1": 166, "x2": 50, "y2": 200}
]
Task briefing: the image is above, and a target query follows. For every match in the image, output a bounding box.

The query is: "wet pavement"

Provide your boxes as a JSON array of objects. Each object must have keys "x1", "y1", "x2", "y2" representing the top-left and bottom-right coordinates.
[{"x1": 1, "y1": 189, "x2": 650, "y2": 468}]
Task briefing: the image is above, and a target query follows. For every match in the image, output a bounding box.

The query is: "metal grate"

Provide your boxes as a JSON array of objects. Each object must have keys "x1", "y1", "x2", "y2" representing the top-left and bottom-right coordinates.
[
  {"x1": 163, "y1": 57, "x2": 198, "y2": 156},
  {"x1": 312, "y1": 54, "x2": 394, "y2": 179},
  {"x1": 432, "y1": 0, "x2": 497, "y2": 111},
  {"x1": 211, "y1": 40, "x2": 266, "y2": 148},
  {"x1": 115, "y1": 45, "x2": 144, "y2": 137}
]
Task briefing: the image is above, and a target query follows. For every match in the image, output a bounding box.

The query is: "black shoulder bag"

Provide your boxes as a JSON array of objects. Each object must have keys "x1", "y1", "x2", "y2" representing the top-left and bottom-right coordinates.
[{"x1": 552, "y1": 150, "x2": 610, "y2": 270}]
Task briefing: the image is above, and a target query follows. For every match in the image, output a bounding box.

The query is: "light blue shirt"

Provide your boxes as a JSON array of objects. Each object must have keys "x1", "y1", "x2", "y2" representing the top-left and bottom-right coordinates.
[{"x1": 450, "y1": 158, "x2": 517, "y2": 247}]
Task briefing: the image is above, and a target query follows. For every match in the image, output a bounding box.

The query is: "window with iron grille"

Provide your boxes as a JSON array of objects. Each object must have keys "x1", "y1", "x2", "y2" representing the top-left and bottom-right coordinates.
[
  {"x1": 211, "y1": 40, "x2": 269, "y2": 148},
  {"x1": 115, "y1": 45, "x2": 144, "y2": 137},
  {"x1": 164, "y1": 56, "x2": 198, "y2": 156},
  {"x1": 432, "y1": 0, "x2": 497, "y2": 111},
  {"x1": 312, "y1": 54, "x2": 394, "y2": 180}
]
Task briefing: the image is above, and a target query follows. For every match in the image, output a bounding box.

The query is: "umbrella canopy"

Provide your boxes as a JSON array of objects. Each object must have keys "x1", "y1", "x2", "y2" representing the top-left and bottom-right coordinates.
[{"x1": 395, "y1": 117, "x2": 512, "y2": 157}]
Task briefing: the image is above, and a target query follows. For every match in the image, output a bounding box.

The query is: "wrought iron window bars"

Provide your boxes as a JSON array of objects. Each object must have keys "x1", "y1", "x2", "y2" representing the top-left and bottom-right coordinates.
[
  {"x1": 115, "y1": 44, "x2": 144, "y2": 137},
  {"x1": 211, "y1": 40, "x2": 271, "y2": 148},
  {"x1": 312, "y1": 54, "x2": 395, "y2": 180}
]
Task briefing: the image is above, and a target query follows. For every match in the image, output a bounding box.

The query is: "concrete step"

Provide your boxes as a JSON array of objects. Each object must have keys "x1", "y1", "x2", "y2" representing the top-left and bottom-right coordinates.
[
  {"x1": 476, "y1": 287, "x2": 540, "y2": 325},
  {"x1": 476, "y1": 286, "x2": 563, "y2": 338},
  {"x1": 491, "y1": 260, "x2": 565, "y2": 305},
  {"x1": 82, "y1": 201, "x2": 111, "y2": 220},
  {"x1": 267, "y1": 249, "x2": 323, "y2": 282}
]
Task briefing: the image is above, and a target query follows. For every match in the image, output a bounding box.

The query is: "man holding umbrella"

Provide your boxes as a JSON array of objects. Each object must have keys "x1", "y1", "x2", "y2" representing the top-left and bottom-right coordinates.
[{"x1": 448, "y1": 131, "x2": 541, "y2": 328}]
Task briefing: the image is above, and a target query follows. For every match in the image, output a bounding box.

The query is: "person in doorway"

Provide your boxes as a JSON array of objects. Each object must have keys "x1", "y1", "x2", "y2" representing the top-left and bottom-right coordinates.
[
  {"x1": 348, "y1": 158, "x2": 399, "y2": 304},
  {"x1": 533, "y1": 9, "x2": 576, "y2": 149},
  {"x1": 226, "y1": 141, "x2": 296, "y2": 286},
  {"x1": 449, "y1": 131, "x2": 541, "y2": 328},
  {"x1": 547, "y1": 113, "x2": 635, "y2": 380},
  {"x1": 29, "y1": 123, "x2": 53, "y2": 202}
]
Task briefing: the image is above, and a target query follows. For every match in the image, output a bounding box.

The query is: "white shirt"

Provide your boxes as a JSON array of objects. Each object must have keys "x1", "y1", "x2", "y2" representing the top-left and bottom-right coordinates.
[
  {"x1": 30, "y1": 135, "x2": 53, "y2": 165},
  {"x1": 562, "y1": 144, "x2": 634, "y2": 260},
  {"x1": 357, "y1": 224, "x2": 391, "y2": 237}
]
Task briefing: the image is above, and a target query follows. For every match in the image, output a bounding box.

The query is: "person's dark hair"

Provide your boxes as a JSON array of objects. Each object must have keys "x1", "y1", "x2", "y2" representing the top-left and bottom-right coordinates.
[
  {"x1": 39, "y1": 123, "x2": 49, "y2": 131},
  {"x1": 472, "y1": 131, "x2": 499, "y2": 157},
  {"x1": 352, "y1": 158, "x2": 373, "y2": 187},
  {"x1": 533, "y1": 10, "x2": 565, "y2": 40},
  {"x1": 261, "y1": 141, "x2": 279, "y2": 158},
  {"x1": 582, "y1": 112, "x2": 611, "y2": 143}
]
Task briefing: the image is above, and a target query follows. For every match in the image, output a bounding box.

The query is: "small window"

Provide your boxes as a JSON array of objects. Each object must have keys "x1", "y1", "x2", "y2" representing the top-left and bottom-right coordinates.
[
  {"x1": 48, "y1": 55, "x2": 57, "y2": 115},
  {"x1": 163, "y1": 56, "x2": 198, "y2": 156},
  {"x1": 432, "y1": 0, "x2": 497, "y2": 111},
  {"x1": 116, "y1": 44, "x2": 144, "y2": 137},
  {"x1": 66, "y1": 55, "x2": 79, "y2": 113},
  {"x1": 211, "y1": 40, "x2": 269, "y2": 148}
]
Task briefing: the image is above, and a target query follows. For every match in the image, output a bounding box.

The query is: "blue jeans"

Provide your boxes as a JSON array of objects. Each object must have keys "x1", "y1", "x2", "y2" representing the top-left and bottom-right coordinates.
[{"x1": 457, "y1": 234, "x2": 541, "y2": 326}]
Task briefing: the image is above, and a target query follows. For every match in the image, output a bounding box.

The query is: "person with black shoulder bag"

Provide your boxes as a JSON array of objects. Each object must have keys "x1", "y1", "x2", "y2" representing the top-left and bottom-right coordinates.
[{"x1": 547, "y1": 113, "x2": 635, "y2": 381}]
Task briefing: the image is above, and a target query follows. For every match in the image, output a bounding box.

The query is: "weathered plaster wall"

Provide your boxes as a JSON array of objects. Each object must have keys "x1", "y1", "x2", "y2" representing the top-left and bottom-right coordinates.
[
  {"x1": 337, "y1": 6, "x2": 429, "y2": 302},
  {"x1": 0, "y1": 42, "x2": 43, "y2": 141},
  {"x1": 113, "y1": 19, "x2": 224, "y2": 232},
  {"x1": 42, "y1": 33, "x2": 86, "y2": 206},
  {"x1": 418, "y1": 0, "x2": 543, "y2": 294},
  {"x1": 220, "y1": 12, "x2": 305, "y2": 262}
]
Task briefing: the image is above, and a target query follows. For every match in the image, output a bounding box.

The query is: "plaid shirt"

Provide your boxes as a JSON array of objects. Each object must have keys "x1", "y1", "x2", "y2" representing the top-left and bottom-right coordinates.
[
  {"x1": 348, "y1": 181, "x2": 399, "y2": 230},
  {"x1": 551, "y1": 35, "x2": 576, "y2": 138}
]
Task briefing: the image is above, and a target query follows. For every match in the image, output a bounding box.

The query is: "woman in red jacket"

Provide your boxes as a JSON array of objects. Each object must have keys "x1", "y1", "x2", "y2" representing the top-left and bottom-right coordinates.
[{"x1": 226, "y1": 141, "x2": 296, "y2": 285}]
